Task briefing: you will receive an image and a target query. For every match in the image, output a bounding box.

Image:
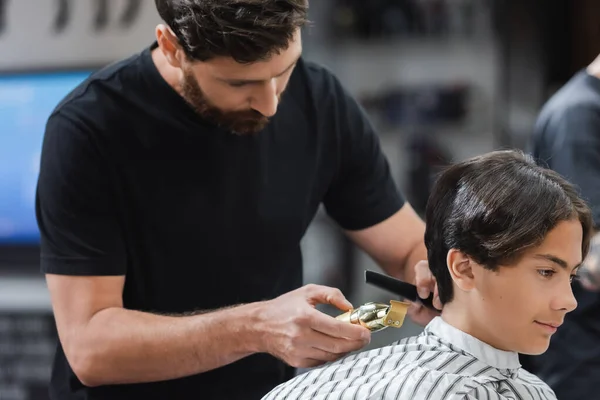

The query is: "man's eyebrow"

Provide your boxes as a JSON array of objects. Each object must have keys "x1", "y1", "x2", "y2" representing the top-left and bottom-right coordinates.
[
  {"x1": 220, "y1": 54, "x2": 301, "y2": 85},
  {"x1": 533, "y1": 254, "x2": 581, "y2": 271}
]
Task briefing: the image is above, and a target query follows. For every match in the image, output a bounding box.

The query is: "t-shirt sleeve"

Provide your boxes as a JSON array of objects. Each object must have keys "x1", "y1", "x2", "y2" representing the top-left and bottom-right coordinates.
[
  {"x1": 36, "y1": 110, "x2": 127, "y2": 275},
  {"x1": 538, "y1": 106, "x2": 600, "y2": 228},
  {"x1": 319, "y1": 69, "x2": 405, "y2": 231}
]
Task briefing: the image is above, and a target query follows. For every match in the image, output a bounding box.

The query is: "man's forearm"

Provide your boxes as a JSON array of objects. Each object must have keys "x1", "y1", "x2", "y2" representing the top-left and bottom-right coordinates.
[
  {"x1": 403, "y1": 241, "x2": 428, "y2": 284},
  {"x1": 72, "y1": 302, "x2": 263, "y2": 387},
  {"x1": 381, "y1": 241, "x2": 427, "y2": 284}
]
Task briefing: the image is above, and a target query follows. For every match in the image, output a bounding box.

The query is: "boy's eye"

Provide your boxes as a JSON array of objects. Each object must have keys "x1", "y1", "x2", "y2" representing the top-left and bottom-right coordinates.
[
  {"x1": 229, "y1": 82, "x2": 247, "y2": 88},
  {"x1": 538, "y1": 269, "x2": 555, "y2": 278}
]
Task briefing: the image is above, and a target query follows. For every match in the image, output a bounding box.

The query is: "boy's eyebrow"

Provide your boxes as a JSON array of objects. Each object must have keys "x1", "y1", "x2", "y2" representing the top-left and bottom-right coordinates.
[{"x1": 533, "y1": 254, "x2": 581, "y2": 271}]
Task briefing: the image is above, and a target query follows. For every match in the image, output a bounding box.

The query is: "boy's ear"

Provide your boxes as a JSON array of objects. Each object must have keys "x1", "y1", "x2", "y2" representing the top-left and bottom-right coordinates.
[{"x1": 446, "y1": 249, "x2": 476, "y2": 292}]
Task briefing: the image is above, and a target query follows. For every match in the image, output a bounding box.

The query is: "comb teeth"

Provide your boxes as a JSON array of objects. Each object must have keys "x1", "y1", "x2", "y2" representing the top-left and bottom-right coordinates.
[{"x1": 365, "y1": 270, "x2": 436, "y2": 311}]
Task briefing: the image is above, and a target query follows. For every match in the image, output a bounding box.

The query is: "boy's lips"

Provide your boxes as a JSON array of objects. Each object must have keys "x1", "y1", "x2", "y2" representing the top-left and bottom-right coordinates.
[{"x1": 534, "y1": 321, "x2": 562, "y2": 332}]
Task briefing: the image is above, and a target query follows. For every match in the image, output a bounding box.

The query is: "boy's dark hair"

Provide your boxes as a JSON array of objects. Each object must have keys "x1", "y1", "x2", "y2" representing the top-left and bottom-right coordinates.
[
  {"x1": 425, "y1": 150, "x2": 593, "y2": 305},
  {"x1": 154, "y1": 0, "x2": 308, "y2": 64}
]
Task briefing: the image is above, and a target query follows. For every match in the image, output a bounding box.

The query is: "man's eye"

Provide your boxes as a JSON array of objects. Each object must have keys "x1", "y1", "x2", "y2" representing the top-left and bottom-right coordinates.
[{"x1": 229, "y1": 82, "x2": 247, "y2": 88}]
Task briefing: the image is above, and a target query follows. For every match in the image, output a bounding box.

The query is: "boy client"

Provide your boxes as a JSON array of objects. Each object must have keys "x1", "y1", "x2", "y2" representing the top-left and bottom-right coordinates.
[{"x1": 263, "y1": 150, "x2": 592, "y2": 400}]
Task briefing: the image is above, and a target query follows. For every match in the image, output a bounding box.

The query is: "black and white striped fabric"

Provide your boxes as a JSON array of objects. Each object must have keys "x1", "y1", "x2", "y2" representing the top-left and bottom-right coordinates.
[{"x1": 262, "y1": 317, "x2": 556, "y2": 400}]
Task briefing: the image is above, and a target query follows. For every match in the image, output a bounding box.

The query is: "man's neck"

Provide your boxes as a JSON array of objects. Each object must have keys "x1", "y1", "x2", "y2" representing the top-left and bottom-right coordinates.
[{"x1": 151, "y1": 46, "x2": 182, "y2": 94}]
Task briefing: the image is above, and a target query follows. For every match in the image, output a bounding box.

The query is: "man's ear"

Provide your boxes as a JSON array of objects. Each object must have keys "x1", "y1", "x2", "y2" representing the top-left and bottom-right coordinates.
[
  {"x1": 155, "y1": 24, "x2": 185, "y2": 68},
  {"x1": 446, "y1": 249, "x2": 475, "y2": 292}
]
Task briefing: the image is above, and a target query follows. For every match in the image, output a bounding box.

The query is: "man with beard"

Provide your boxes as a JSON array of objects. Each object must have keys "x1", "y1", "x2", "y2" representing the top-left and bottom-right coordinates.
[{"x1": 36, "y1": 1, "x2": 439, "y2": 399}]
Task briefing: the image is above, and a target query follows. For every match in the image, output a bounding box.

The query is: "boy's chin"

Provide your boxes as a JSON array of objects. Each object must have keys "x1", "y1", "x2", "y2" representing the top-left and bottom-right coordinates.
[{"x1": 516, "y1": 341, "x2": 550, "y2": 356}]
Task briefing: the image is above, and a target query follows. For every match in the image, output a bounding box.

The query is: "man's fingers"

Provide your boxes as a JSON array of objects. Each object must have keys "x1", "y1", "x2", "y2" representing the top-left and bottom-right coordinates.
[
  {"x1": 431, "y1": 281, "x2": 441, "y2": 310},
  {"x1": 432, "y1": 284, "x2": 442, "y2": 310},
  {"x1": 407, "y1": 301, "x2": 440, "y2": 327},
  {"x1": 417, "y1": 287, "x2": 430, "y2": 299},
  {"x1": 286, "y1": 328, "x2": 364, "y2": 368},
  {"x1": 308, "y1": 329, "x2": 369, "y2": 355},
  {"x1": 414, "y1": 260, "x2": 434, "y2": 299},
  {"x1": 293, "y1": 333, "x2": 346, "y2": 361},
  {"x1": 407, "y1": 302, "x2": 422, "y2": 319},
  {"x1": 305, "y1": 284, "x2": 353, "y2": 312},
  {"x1": 296, "y1": 358, "x2": 328, "y2": 369},
  {"x1": 307, "y1": 347, "x2": 348, "y2": 363},
  {"x1": 309, "y1": 309, "x2": 371, "y2": 342}
]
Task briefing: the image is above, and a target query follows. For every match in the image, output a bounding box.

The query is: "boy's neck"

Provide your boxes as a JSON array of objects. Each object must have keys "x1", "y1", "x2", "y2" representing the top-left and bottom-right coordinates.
[{"x1": 440, "y1": 303, "x2": 513, "y2": 353}]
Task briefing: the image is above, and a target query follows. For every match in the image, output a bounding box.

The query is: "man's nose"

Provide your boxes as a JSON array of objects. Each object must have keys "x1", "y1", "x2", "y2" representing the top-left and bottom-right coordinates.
[{"x1": 250, "y1": 79, "x2": 278, "y2": 117}]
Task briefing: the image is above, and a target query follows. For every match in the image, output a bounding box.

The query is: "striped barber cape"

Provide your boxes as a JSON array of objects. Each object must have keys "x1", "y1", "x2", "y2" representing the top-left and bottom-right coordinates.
[{"x1": 262, "y1": 317, "x2": 556, "y2": 400}]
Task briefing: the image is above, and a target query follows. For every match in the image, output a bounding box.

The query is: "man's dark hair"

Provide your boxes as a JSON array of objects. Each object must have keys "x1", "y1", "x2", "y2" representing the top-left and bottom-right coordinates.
[
  {"x1": 425, "y1": 150, "x2": 593, "y2": 305},
  {"x1": 154, "y1": 0, "x2": 308, "y2": 64}
]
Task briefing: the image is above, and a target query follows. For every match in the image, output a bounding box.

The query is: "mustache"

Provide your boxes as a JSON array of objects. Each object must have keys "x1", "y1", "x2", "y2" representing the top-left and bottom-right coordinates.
[
  {"x1": 179, "y1": 72, "x2": 280, "y2": 135},
  {"x1": 230, "y1": 109, "x2": 266, "y2": 120}
]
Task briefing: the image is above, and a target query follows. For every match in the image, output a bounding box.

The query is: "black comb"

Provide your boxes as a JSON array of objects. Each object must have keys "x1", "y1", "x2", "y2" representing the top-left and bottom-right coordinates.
[{"x1": 365, "y1": 270, "x2": 436, "y2": 311}]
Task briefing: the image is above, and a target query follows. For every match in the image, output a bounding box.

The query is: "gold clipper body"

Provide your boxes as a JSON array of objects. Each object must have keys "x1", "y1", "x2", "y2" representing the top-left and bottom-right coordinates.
[{"x1": 336, "y1": 300, "x2": 410, "y2": 332}]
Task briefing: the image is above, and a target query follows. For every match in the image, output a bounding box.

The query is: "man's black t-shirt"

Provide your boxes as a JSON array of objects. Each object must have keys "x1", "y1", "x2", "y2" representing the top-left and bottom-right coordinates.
[
  {"x1": 527, "y1": 70, "x2": 600, "y2": 399},
  {"x1": 36, "y1": 43, "x2": 404, "y2": 400}
]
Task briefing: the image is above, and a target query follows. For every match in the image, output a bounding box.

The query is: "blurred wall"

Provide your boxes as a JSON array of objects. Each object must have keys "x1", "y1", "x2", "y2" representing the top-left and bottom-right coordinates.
[
  {"x1": 0, "y1": 0, "x2": 159, "y2": 70},
  {"x1": 301, "y1": 1, "x2": 499, "y2": 346}
]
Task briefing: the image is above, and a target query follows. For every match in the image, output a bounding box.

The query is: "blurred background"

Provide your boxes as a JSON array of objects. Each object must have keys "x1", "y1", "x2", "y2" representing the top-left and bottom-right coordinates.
[{"x1": 1, "y1": 0, "x2": 599, "y2": 398}]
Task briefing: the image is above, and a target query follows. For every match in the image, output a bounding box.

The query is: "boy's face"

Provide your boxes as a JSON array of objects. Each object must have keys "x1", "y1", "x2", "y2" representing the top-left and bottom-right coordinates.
[{"x1": 465, "y1": 219, "x2": 582, "y2": 355}]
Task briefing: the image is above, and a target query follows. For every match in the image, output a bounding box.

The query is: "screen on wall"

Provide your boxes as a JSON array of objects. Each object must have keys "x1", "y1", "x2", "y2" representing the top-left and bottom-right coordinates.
[{"x1": 0, "y1": 71, "x2": 92, "y2": 245}]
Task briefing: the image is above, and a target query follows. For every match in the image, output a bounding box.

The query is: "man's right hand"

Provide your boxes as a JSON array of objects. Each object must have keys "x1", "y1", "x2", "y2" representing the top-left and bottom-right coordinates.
[{"x1": 254, "y1": 284, "x2": 371, "y2": 369}]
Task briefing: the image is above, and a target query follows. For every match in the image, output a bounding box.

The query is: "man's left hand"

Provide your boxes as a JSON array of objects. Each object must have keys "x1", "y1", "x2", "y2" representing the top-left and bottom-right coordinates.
[{"x1": 408, "y1": 260, "x2": 442, "y2": 326}]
